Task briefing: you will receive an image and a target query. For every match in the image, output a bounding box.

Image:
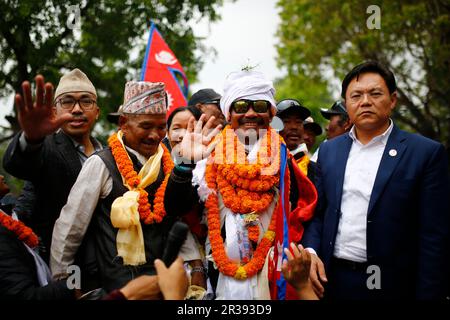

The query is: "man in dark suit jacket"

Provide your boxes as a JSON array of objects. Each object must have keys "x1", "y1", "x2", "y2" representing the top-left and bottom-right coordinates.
[
  {"x1": 302, "y1": 61, "x2": 449, "y2": 300},
  {"x1": 3, "y1": 69, "x2": 102, "y2": 263}
]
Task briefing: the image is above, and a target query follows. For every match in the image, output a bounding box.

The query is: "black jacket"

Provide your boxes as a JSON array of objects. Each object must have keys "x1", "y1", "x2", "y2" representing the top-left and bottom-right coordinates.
[
  {"x1": 0, "y1": 225, "x2": 73, "y2": 300},
  {"x1": 3, "y1": 131, "x2": 85, "y2": 262}
]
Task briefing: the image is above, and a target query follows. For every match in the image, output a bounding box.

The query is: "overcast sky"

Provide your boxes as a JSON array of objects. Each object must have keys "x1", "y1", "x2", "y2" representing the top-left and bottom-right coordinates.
[{"x1": 189, "y1": 0, "x2": 284, "y2": 94}]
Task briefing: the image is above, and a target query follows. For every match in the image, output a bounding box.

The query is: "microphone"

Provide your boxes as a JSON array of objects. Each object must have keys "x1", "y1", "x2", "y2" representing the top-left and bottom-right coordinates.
[{"x1": 161, "y1": 221, "x2": 189, "y2": 266}]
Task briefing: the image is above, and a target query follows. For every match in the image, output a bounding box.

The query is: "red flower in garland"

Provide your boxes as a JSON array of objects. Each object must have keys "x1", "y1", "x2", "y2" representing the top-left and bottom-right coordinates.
[
  {"x1": 204, "y1": 125, "x2": 283, "y2": 280},
  {"x1": 108, "y1": 132, "x2": 174, "y2": 224},
  {"x1": 0, "y1": 213, "x2": 39, "y2": 248}
]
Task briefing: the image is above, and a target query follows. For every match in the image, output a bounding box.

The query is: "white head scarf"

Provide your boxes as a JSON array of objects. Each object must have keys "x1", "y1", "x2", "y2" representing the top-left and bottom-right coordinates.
[{"x1": 220, "y1": 70, "x2": 276, "y2": 119}]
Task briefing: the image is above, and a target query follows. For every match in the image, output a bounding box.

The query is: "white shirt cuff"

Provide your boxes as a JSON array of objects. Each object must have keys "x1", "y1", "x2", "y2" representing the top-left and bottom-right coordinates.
[{"x1": 19, "y1": 132, "x2": 44, "y2": 152}]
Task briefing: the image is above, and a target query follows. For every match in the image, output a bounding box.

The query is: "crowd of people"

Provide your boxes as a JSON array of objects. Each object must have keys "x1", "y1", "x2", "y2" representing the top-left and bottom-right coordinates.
[{"x1": 0, "y1": 61, "x2": 448, "y2": 300}]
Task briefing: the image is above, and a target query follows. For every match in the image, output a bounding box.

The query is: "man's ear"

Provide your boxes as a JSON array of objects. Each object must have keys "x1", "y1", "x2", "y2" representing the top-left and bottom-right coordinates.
[
  {"x1": 118, "y1": 115, "x2": 127, "y2": 130},
  {"x1": 390, "y1": 91, "x2": 397, "y2": 111},
  {"x1": 269, "y1": 105, "x2": 277, "y2": 119},
  {"x1": 195, "y1": 103, "x2": 203, "y2": 111},
  {"x1": 344, "y1": 119, "x2": 352, "y2": 131}
]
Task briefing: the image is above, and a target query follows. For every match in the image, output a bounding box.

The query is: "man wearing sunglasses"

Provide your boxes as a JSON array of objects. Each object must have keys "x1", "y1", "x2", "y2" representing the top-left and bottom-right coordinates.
[
  {"x1": 188, "y1": 70, "x2": 317, "y2": 300},
  {"x1": 3, "y1": 69, "x2": 102, "y2": 264}
]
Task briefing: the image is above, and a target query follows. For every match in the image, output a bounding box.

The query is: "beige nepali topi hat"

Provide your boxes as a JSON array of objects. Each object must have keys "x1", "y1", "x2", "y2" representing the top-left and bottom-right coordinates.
[{"x1": 54, "y1": 68, "x2": 97, "y2": 100}]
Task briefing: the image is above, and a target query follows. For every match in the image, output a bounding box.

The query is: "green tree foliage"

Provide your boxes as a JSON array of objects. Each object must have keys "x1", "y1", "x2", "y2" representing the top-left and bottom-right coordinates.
[
  {"x1": 276, "y1": 0, "x2": 450, "y2": 151},
  {"x1": 0, "y1": 0, "x2": 223, "y2": 138}
]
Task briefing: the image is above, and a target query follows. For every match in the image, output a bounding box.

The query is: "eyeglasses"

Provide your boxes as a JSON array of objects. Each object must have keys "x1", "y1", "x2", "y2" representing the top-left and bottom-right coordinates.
[
  {"x1": 231, "y1": 99, "x2": 271, "y2": 114},
  {"x1": 57, "y1": 97, "x2": 97, "y2": 111},
  {"x1": 276, "y1": 99, "x2": 304, "y2": 112}
]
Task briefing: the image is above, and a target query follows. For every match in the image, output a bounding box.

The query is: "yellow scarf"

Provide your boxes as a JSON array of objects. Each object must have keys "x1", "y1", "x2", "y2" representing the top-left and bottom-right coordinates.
[
  {"x1": 110, "y1": 130, "x2": 164, "y2": 265},
  {"x1": 296, "y1": 154, "x2": 310, "y2": 177}
]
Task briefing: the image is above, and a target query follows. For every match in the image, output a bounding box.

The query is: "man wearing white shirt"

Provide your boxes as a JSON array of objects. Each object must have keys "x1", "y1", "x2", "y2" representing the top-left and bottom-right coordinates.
[{"x1": 302, "y1": 61, "x2": 449, "y2": 299}]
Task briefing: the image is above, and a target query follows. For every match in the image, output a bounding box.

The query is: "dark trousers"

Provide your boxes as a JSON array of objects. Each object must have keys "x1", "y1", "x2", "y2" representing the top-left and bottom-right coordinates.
[{"x1": 325, "y1": 258, "x2": 380, "y2": 300}]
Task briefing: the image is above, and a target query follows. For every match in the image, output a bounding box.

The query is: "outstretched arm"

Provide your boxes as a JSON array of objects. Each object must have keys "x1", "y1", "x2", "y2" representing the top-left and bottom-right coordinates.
[{"x1": 3, "y1": 75, "x2": 74, "y2": 181}]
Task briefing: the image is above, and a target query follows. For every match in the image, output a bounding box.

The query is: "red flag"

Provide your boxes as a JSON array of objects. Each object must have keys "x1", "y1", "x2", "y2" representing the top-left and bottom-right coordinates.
[{"x1": 141, "y1": 23, "x2": 188, "y2": 117}]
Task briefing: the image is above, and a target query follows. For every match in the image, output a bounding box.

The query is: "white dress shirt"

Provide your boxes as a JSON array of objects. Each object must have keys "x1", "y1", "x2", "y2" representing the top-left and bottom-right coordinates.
[{"x1": 333, "y1": 120, "x2": 393, "y2": 262}]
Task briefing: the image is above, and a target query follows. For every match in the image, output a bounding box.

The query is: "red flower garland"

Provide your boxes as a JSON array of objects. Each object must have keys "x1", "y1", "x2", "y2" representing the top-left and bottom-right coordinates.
[
  {"x1": 108, "y1": 132, "x2": 174, "y2": 224},
  {"x1": 0, "y1": 213, "x2": 39, "y2": 248},
  {"x1": 204, "y1": 125, "x2": 283, "y2": 279}
]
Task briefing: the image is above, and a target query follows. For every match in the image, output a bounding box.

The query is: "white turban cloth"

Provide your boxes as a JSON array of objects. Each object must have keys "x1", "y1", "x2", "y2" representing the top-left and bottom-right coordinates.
[{"x1": 220, "y1": 70, "x2": 276, "y2": 119}]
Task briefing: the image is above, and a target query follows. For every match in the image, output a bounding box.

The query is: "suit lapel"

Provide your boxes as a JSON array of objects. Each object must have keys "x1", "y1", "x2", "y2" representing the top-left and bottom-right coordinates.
[
  {"x1": 335, "y1": 135, "x2": 353, "y2": 210},
  {"x1": 368, "y1": 126, "x2": 407, "y2": 215},
  {"x1": 55, "y1": 131, "x2": 82, "y2": 179}
]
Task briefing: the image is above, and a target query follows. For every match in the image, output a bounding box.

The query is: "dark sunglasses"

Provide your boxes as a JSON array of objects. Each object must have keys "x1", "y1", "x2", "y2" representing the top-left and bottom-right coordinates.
[{"x1": 231, "y1": 99, "x2": 271, "y2": 114}]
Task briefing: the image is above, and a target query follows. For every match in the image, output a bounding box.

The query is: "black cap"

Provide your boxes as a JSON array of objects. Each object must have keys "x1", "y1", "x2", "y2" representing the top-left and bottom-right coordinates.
[
  {"x1": 320, "y1": 100, "x2": 347, "y2": 120},
  {"x1": 188, "y1": 89, "x2": 221, "y2": 106},
  {"x1": 303, "y1": 117, "x2": 322, "y2": 136},
  {"x1": 276, "y1": 99, "x2": 311, "y2": 120},
  {"x1": 107, "y1": 105, "x2": 123, "y2": 124}
]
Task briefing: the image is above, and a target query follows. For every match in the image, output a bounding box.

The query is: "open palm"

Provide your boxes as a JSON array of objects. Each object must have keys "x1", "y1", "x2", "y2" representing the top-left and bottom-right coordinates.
[
  {"x1": 15, "y1": 75, "x2": 73, "y2": 142},
  {"x1": 173, "y1": 114, "x2": 222, "y2": 165}
]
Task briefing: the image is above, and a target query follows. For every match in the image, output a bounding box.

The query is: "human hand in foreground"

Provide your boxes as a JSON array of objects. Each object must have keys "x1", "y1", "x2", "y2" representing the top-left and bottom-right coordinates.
[
  {"x1": 282, "y1": 243, "x2": 319, "y2": 300},
  {"x1": 154, "y1": 257, "x2": 189, "y2": 300},
  {"x1": 15, "y1": 75, "x2": 73, "y2": 143}
]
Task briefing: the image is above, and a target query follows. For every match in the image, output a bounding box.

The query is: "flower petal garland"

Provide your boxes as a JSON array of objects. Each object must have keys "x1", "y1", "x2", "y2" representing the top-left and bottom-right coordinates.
[
  {"x1": 108, "y1": 132, "x2": 174, "y2": 224},
  {"x1": 214, "y1": 126, "x2": 281, "y2": 215},
  {"x1": 205, "y1": 125, "x2": 282, "y2": 280},
  {"x1": 0, "y1": 213, "x2": 39, "y2": 248}
]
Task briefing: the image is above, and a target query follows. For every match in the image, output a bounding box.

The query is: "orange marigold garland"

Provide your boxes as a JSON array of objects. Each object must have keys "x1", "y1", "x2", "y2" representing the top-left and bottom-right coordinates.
[
  {"x1": 205, "y1": 125, "x2": 282, "y2": 280},
  {"x1": 0, "y1": 213, "x2": 39, "y2": 248},
  {"x1": 108, "y1": 132, "x2": 174, "y2": 224}
]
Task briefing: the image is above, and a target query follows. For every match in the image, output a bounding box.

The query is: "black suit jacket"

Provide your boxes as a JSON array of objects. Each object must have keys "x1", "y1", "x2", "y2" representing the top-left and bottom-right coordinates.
[
  {"x1": 0, "y1": 225, "x2": 73, "y2": 300},
  {"x1": 3, "y1": 131, "x2": 84, "y2": 262}
]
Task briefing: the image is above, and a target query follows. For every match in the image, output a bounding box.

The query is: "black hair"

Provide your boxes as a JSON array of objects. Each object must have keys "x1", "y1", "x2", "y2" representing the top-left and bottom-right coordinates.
[
  {"x1": 341, "y1": 61, "x2": 397, "y2": 99},
  {"x1": 167, "y1": 106, "x2": 203, "y2": 130}
]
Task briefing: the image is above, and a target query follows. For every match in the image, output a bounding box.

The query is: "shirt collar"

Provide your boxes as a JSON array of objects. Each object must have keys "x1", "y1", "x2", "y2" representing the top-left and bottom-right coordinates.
[
  {"x1": 290, "y1": 143, "x2": 308, "y2": 156},
  {"x1": 125, "y1": 145, "x2": 148, "y2": 165},
  {"x1": 349, "y1": 119, "x2": 393, "y2": 147},
  {"x1": 62, "y1": 130, "x2": 103, "y2": 154}
]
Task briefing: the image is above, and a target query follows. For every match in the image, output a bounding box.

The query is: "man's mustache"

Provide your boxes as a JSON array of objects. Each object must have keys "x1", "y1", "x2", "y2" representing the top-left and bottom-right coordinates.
[
  {"x1": 238, "y1": 117, "x2": 264, "y2": 125},
  {"x1": 69, "y1": 115, "x2": 88, "y2": 122}
]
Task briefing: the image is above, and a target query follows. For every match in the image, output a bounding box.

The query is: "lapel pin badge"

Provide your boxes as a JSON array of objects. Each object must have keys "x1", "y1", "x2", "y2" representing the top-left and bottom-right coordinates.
[{"x1": 389, "y1": 149, "x2": 397, "y2": 157}]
